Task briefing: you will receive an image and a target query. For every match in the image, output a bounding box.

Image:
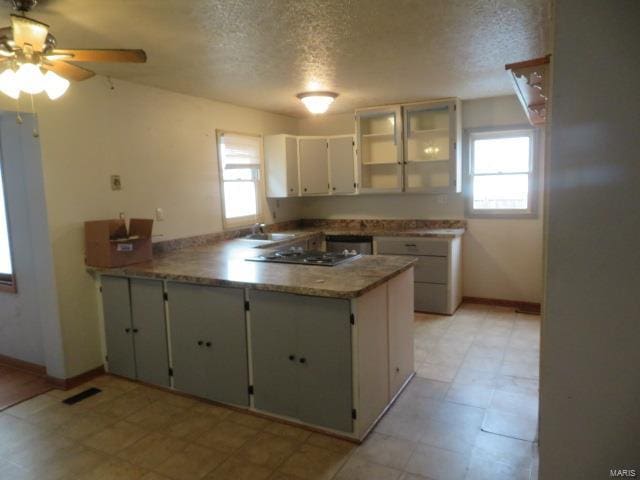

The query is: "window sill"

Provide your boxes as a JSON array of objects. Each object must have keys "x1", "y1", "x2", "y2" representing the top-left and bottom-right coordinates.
[
  {"x1": 222, "y1": 216, "x2": 262, "y2": 231},
  {"x1": 465, "y1": 210, "x2": 538, "y2": 220},
  {"x1": 0, "y1": 281, "x2": 17, "y2": 294}
]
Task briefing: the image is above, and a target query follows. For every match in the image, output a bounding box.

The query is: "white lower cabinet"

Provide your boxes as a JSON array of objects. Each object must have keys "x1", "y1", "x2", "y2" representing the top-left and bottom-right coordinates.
[
  {"x1": 376, "y1": 236, "x2": 462, "y2": 315},
  {"x1": 101, "y1": 276, "x2": 170, "y2": 387},
  {"x1": 166, "y1": 282, "x2": 249, "y2": 407},
  {"x1": 99, "y1": 267, "x2": 415, "y2": 440},
  {"x1": 250, "y1": 291, "x2": 353, "y2": 432},
  {"x1": 387, "y1": 268, "x2": 415, "y2": 398}
]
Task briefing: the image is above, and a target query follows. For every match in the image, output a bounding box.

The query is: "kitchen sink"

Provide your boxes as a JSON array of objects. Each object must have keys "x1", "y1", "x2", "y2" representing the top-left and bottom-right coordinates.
[{"x1": 244, "y1": 232, "x2": 296, "y2": 241}]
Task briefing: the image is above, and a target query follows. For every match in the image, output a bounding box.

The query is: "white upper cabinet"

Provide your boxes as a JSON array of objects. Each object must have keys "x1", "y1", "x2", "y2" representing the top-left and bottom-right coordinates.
[
  {"x1": 328, "y1": 135, "x2": 356, "y2": 195},
  {"x1": 299, "y1": 137, "x2": 330, "y2": 195},
  {"x1": 265, "y1": 97, "x2": 461, "y2": 198},
  {"x1": 356, "y1": 106, "x2": 403, "y2": 193},
  {"x1": 264, "y1": 135, "x2": 299, "y2": 198},
  {"x1": 403, "y1": 98, "x2": 461, "y2": 193}
]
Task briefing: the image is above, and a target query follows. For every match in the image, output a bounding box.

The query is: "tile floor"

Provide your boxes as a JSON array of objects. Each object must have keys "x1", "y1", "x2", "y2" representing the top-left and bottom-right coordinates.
[
  {"x1": 0, "y1": 364, "x2": 52, "y2": 411},
  {"x1": 0, "y1": 303, "x2": 540, "y2": 480}
]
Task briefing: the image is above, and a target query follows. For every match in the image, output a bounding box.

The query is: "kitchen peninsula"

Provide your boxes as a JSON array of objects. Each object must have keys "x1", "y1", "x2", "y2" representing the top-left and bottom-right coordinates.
[{"x1": 91, "y1": 233, "x2": 416, "y2": 441}]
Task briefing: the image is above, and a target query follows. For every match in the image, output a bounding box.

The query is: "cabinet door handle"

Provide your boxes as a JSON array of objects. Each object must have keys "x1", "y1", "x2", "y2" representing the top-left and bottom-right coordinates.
[
  {"x1": 205, "y1": 341, "x2": 212, "y2": 348},
  {"x1": 197, "y1": 340, "x2": 203, "y2": 346},
  {"x1": 288, "y1": 355, "x2": 296, "y2": 361},
  {"x1": 395, "y1": 367, "x2": 400, "y2": 373},
  {"x1": 132, "y1": 328, "x2": 139, "y2": 333},
  {"x1": 303, "y1": 188, "x2": 307, "y2": 192},
  {"x1": 299, "y1": 357, "x2": 307, "y2": 364},
  {"x1": 124, "y1": 328, "x2": 131, "y2": 333},
  {"x1": 405, "y1": 243, "x2": 417, "y2": 247}
]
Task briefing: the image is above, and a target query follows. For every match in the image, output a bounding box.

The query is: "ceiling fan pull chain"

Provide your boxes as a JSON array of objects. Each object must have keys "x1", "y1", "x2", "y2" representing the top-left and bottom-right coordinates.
[
  {"x1": 29, "y1": 93, "x2": 39, "y2": 138},
  {"x1": 15, "y1": 95, "x2": 23, "y2": 125}
]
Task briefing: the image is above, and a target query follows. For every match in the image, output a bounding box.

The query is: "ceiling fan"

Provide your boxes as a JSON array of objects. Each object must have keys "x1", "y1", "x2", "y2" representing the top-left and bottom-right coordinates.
[{"x1": 0, "y1": 0, "x2": 146, "y2": 99}]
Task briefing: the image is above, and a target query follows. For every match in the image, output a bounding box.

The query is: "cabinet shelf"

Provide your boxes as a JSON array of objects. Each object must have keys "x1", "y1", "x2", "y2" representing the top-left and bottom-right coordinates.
[
  {"x1": 362, "y1": 132, "x2": 395, "y2": 139},
  {"x1": 406, "y1": 158, "x2": 450, "y2": 163},
  {"x1": 362, "y1": 161, "x2": 400, "y2": 166},
  {"x1": 408, "y1": 128, "x2": 448, "y2": 135}
]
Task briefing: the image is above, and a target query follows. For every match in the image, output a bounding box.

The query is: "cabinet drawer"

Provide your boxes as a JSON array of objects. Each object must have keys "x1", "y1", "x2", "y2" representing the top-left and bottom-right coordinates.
[
  {"x1": 377, "y1": 238, "x2": 449, "y2": 256},
  {"x1": 414, "y1": 282, "x2": 448, "y2": 314},
  {"x1": 414, "y1": 256, "x2": 448, "y2": 284}
]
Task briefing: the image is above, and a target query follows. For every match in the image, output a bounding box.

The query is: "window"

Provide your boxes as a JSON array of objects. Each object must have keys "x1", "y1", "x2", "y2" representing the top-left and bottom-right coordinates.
[
  {"x1": 217, "y1": 131, "x2": 263, "y2": 228},
  {"x1": 466, "y1": 128, "x2": 537, "y2": 217},
  {"x1": 0, "y1": 156, "x2": 15, "y2": 292}
]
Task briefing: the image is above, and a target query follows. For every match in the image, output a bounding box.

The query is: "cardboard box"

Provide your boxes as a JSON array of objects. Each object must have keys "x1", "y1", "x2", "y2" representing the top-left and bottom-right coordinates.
[{"x1": 85, "y1": 218, "x2": 153, "y2": 268}]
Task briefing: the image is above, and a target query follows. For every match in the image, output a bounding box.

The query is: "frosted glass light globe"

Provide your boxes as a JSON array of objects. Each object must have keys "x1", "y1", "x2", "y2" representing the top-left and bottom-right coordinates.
[
  {"x1": 0, "y1": 69, "x2": 20, "y2": 99},
  {"x1": 44, "y1": 71, "x2": 70, "y2": 100},
  {"x1": 297, "y1": 92, "x2": 338, "y2": 115},
  {"x1": 16, "y1": 63, "x2": 45, "y2": 94}
]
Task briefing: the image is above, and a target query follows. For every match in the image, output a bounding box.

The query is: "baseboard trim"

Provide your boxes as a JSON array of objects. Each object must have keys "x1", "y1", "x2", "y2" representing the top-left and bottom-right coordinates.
[
  {"x1": 462, "y1": 296, "x2": 541, "y2": 314},
  {"x1": 47, "y1": 366, "x2": 105, "y2": 391},
  {"x1": 0, "y1": 354, "x2": 46, "y2": 376}
]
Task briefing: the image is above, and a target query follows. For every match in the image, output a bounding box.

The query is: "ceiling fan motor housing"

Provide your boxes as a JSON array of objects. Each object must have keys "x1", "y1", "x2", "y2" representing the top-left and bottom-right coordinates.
[{"x1": 11, "y1": 0, "x2": 37, "y2": 13}]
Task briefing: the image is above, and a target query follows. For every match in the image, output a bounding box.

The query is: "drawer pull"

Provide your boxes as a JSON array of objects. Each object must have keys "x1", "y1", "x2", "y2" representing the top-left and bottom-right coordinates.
[{"x1": 405, "y1": 243, "x2": 417, "y2": 247}]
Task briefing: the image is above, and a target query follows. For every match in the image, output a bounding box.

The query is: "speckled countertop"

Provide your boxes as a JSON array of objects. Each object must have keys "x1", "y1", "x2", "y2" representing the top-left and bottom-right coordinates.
[
  {"x1": 308, "y1": 227, "x2": 465, "y2": 238},
  {"x1": 90, "y1": 236, "x2": 417, "y2": 299}
]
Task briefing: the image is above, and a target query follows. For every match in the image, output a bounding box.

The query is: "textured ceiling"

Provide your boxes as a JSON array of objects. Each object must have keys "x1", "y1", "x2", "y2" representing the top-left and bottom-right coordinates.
[{"x1": 0, "y1": 0, "x2": 550, "y2": 117}]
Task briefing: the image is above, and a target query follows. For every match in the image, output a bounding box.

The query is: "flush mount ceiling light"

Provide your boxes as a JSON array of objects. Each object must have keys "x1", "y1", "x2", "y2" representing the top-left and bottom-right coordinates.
[
  {"x1": 297, "y1": 91, "x2": 338, "y2": 115},
  {"x1": 0, "y1": 0, "x2": 147, "y2": 101}
]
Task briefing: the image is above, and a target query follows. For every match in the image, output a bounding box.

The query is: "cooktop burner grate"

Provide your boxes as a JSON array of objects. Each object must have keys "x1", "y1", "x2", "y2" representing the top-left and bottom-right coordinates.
[{"x1": 246, "y1": 249, "x2": 362, "y2": 266}]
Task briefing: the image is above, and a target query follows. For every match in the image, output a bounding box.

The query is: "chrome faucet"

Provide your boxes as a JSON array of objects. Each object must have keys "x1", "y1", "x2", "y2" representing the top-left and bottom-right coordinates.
[{"x1": 251, "y1": 223, "x2": 266, "y2": 234}]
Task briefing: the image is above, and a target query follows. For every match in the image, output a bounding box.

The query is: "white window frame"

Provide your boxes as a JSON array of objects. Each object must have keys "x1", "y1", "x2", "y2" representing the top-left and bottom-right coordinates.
[
  {"x1": 0, "y1": 151, "x2": 16, "y2": 293},
  {"x1": 464, "y1": 126, "x2": 539, "y2": 219},
  {"x1": 216, "y1": 130, "x2": 264, "y2": 229}
]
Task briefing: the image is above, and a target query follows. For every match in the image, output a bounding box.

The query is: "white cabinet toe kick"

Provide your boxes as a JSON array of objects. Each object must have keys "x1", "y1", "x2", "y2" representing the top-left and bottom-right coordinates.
[{"x1": 96, "y1": 268, "x2": 415, "y2": 441}]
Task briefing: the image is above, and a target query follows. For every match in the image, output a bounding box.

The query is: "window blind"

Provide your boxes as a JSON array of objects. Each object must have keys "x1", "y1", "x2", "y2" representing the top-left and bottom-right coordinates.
[{"x1": 220, "y1": 133, "x2": 261, "y2": 169}]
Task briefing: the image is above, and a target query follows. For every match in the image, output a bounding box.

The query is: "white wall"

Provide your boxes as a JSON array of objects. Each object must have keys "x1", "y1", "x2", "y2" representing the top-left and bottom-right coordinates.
[
  {"x1": 0, "y1": 78, "x2": 299, "y2": 377},
  {"x1": 0, "y1": 114, "x2": 65, "y2": 378},
  {"x1": 540, "y1": 1, "x2": 640, "y2": 477},
  {"x1": 297, "y1": 96, "x2": 544, "y2": 303},
  {"x1": 0, "y1": 82, "x2": 543, "y2": 378}
]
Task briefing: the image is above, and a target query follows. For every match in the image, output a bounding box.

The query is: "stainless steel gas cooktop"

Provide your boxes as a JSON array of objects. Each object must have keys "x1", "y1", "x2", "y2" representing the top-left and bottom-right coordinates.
[{"x1": 246, "y1": 247, "x2": 361, "y2": 266}]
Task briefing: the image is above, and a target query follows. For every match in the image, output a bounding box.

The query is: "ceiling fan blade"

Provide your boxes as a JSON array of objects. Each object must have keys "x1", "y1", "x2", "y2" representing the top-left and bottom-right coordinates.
[
  {"x1": 50, "y1": 49, "x2": 147, "y2": 63},
  {"x1": 11, "y1": 15, "x2": 49, "y2": 51},
  {"x1": 42, "y1": 61, "x2": 95, "y2": 81}
]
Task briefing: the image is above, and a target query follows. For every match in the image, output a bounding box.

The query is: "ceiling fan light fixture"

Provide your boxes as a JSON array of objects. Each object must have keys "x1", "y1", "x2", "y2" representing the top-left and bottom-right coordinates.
[
  {"x1": 43, "y1": 70, "x2": 69, "y2": 99},
  {"x1": 297, "y1": 91, "x2": 338, "y2": 114},
  {"x1": 0, "y1": 69, "x2": 20, "y2": 99},
  {"x1": 16, "y1": 62, "x2": 44, "y2": 94}
]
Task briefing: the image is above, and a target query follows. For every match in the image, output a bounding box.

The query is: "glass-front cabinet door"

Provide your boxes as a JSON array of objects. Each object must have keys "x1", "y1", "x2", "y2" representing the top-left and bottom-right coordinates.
[
  {"x1": 403, "y1": 99, "x2": 461, "y2": 193},
  {"x1": 356, "y1": 106, "x2": 403, "y2": 193}
]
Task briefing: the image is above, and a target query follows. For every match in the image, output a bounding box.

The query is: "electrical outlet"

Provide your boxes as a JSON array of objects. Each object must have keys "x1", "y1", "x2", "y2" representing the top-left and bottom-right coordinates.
[
  {"x1": 155, "y1": 208, "x2": 165, "y2": 221},
  {"x1": 437, "y1": 194, "x2": 448, "y2": 204},
  {"x1": 110, "y1": 175, "x2": 122, "y2": 191},
  {"x1": 118, "y1": 212, "x2": 125, "y2": 220}
]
